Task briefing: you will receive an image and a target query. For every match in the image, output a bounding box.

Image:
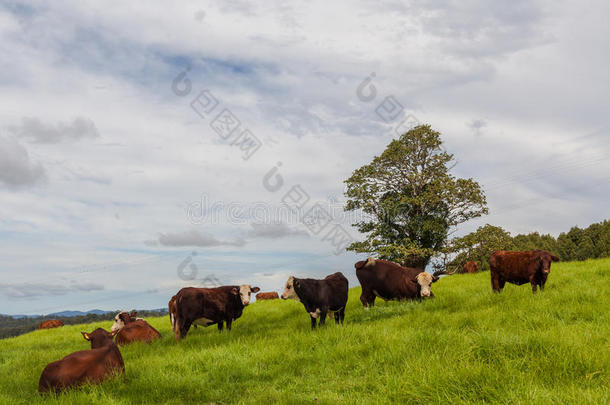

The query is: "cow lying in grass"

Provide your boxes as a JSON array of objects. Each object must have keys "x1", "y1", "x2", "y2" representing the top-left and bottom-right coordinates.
[
  {"x1": 281, "y1": 272, "x2": 348, "y2": 329},
  {"x1": 110, "y1": 311, "x2": 161, "y2": 345},
  {"x1": 38, "y1": 328, "x2": 124, "y2": 393}
]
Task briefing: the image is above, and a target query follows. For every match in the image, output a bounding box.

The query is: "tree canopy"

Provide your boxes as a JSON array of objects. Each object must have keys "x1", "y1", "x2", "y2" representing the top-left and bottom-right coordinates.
[{"x1": 344, "y1": 125, "x2": 488, "y2": 267}]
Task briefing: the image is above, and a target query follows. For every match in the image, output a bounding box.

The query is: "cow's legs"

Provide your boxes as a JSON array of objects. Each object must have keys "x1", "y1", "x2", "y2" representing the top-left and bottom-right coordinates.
[
  {"x1": 217, "y1": 321, "x2": 224, "y2": 332},
  {"x1": 178, "y1": 320, "x2": 192, "y2": 340},
  {"x1": 226, "y1": 318, "x2": 233, "y2": 331},
  {"x1": 333, "y1": 311, "x2": 340, "y2": 325},
  {"x1": 531, "y1": 281, "x2": 538, "y2": 294},
  {"x1": 491, "y1": 273, "x2": 501, "y2": 292},
  {"x1": 360, "y1": 289, "x2": 375, "y2": 309},
  {"x1": 319, "y1": 310, "x2": 327, "y2": 327},
  {"x1": 310, "y1": 315, "x2": 317, "y2": 330},
  {"x1": 339, "y1": 307, "x2": 345, "y2": 324}
]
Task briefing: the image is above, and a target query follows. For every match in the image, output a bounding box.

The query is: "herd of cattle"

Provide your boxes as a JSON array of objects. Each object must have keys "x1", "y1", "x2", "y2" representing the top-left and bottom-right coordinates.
[{"x1": 36, "y1": 249, "x2": 559, "y2": 393}]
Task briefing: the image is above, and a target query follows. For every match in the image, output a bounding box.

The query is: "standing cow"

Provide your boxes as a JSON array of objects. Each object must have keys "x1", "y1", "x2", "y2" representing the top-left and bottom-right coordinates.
[
  {"x1": 489, "y1": 250, "x2": 559, "y2": 293},
  {"x1": 355, "y1": 258, "x2": 440, "y2": 308},
  {"x1": 281, "y1": 272, "x2": 348, "y2": 329},
  {"x1": 38, "y1": 328, "x2": 124, "y2": 393},
  {"x1": 462, "y1": 261, "x2": 479, "y2": 274},
  {"x1": 173, "y1": 285, "x2": 260, "y2": 340}
]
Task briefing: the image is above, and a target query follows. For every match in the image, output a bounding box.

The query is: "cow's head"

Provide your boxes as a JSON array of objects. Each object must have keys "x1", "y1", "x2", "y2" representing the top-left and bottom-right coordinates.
[
  {"x1": 231, "y1": 285, "x2": 260, "y2": 306},
  {"x1": 538, "y1": 252, "x2": 560, "y2": 275},
  {"x1": 281, "y1": 276, "x2": 300, "y2": 301},
  {"x1": 81, "y1": 328, "x2": 117, "y2": 348},
  {"x1": 412, "y1": 272, "x2": 434, "y2": 297},
  {"x1": 110, "y1": 311, "x2": 133, "y2": 332}
]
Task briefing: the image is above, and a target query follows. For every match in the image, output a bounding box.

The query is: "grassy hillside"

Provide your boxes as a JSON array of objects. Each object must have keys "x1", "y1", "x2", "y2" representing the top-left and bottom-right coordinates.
[{"x1": 1, "y1": 259, "x2": 608, "y2": 404}]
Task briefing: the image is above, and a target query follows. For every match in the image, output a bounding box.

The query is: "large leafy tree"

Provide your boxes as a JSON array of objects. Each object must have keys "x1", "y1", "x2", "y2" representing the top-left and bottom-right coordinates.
[{"x1": 344, "y1": 125, "x2": 488, "y2": 268}]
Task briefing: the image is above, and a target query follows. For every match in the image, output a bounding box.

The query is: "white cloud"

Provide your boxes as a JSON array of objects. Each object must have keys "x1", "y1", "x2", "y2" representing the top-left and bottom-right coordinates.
[
  {"x1": 9, "y1": 116, "x2": 99, "y2": 143},
  {"x1": 158, "y1": 230, "x2": 246, "y2": 247},
  {"x1": 0, "y1": 135, "x2": 46, "y2": 187}
]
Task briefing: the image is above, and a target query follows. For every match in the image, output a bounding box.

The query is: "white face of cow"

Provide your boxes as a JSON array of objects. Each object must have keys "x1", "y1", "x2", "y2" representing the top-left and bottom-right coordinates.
[
  {"x1": 110, "y1": 312, "x2": 126, "y2": 332},
  {"x1": 235, "y1": 284, "x2": 260, "y2": 306},
  {"x1": 416, "y1": 272, "x2": 434, "y2": 297},
  {"x1": 281, "y1": 276, "x2": 299, "y2": 301}
]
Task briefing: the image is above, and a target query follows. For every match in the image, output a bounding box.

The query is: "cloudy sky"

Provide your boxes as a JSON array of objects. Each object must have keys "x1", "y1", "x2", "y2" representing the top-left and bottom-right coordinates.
[{"x1": 1, "y1": 1, "x2": 608, "y2": 315}]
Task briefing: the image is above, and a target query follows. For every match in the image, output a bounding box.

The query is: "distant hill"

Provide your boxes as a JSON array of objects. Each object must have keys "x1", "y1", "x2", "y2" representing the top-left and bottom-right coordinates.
[
  {"x1": 46, "y1": 309, "x2": 111, "y2": 318},
  {"x1": 0, "y1": 308, "x2": 168, "y2": 339}
]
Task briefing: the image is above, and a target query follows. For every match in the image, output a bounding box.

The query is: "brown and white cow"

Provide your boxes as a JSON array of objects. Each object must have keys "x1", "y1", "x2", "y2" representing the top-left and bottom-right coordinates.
[
  {"x1": 355, "y1": 258, "x2": 440, "y2": 308},
  {"x1": 490, "y1": 250, "x2": 559, "y2": 293},
  {"x1": 281, "y1": 272, "x2": 348, "y2": 329},
  {"x1": 38, "y1": 319, "x2": 64, "y2": 329},
  {"x1": 173, "y1": 284, "x2": 260, "y2": 340},
  {"x1": 256, "y1": 291, "x2": 279, "y2": 301},
  {"x1": 110, "y1": 311, "x2": 161, "y2": 345},
  {"x1": 38, "y1": 328, "x2": 124, "y2": 393},
  {"x1": 462, "y1": 261, "x2": 479, "y2": 274}
]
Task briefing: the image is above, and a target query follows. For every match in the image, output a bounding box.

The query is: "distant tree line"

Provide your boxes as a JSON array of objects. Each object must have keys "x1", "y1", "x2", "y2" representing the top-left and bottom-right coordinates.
[
  {"x1": 439, "y1": 219, "x2": 610, "y2": 272},
  {"x1": 0, "y1": 309, "x2": 168, "y2": 340}
]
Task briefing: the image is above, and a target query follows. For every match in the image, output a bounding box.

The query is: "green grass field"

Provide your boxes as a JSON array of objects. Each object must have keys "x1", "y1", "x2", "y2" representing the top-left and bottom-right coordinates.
[{"x1": 1, "y1": 259, "x2": 608, "y2": 404}]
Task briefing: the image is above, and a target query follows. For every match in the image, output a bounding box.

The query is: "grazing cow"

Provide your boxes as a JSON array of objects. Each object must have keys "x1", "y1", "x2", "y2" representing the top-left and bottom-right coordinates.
[
  {"x1": 256, "y1": 291, "x2": 279, "y2": 301},
  {"x1": 110, "y1": 311, "x2": 161, "y2": 345},
  {"x1": 462, "y1": 261, "x2": 479, "y2": 274},
  {"x1": 174, "y1": 285, "x2": 260, "y2": 340},
  {"x1": 490, "y1": 250, "x2": 559, "y2": 294},
  {"x1": 38, "y1": 328, "x2": 124, "y2": 393},
  {"x1": 280, "y1": 272, "x2": 348, "y2": 329},
  {"x1": 38, "y1": 320, "x2": 64, "y2": 329},
  {"x1": 355, "y1": 258, "x2": 440, "y2": 308}
]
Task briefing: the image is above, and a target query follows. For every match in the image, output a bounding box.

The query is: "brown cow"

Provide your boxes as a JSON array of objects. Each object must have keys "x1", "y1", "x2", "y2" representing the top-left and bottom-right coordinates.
[
  {"x1": 489, "y1": 250, "x2": 559, "y2": 294},
  {"x1": 38, "y1": 320, "x2": 64, "y2": 329},
  {"x1": 462, "y1": 261, "x2": 479, "y2": 274},
  {"x1": 256, "y1": 291, "x2": 279, "y2": 301},
  {"x1": 174, "y1": 284, "x2": 260, "y2": 340},
  {"x1": 38, "y1": 328, "x2": 124, "y2": 393},
  {"x1": 110, "y1": 311, "x2": 161, "y2": 345},
  {"x1": 355, "y1": 258, "x2": 441, "y2": 308}
]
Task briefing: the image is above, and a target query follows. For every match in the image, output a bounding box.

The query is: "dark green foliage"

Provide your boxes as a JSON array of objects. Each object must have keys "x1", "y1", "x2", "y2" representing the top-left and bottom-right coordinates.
[{"x1": 445, "y1": 219, "x2": 610, "y2": 271}]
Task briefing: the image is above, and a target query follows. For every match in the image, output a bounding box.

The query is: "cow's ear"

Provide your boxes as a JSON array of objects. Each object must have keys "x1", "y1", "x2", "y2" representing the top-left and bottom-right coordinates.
[
  {"x1": 251, "y1": 286, "x2": 260, "y2": 293},
  {"x1": 411, "y1": 277, "x2": 419, "y2": 285},
  {"x1": 130, "y1": 310, "x2": 137, "y2": 317},
  {"x1": 231, "y1": 287, "x2": 239, "y2": 295},
  {"x1": 432, "y1": 275, "x2": 440, "y2": 283},
  {"x1": 294, "y1": 280, "x2": 300, "y2": 288},
  {"x1": 81, "y1": 332, "x2": 90, "y2": 341},
  {"x1": 551, "y1": 255, "x2": 560, "y2": 262}
]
